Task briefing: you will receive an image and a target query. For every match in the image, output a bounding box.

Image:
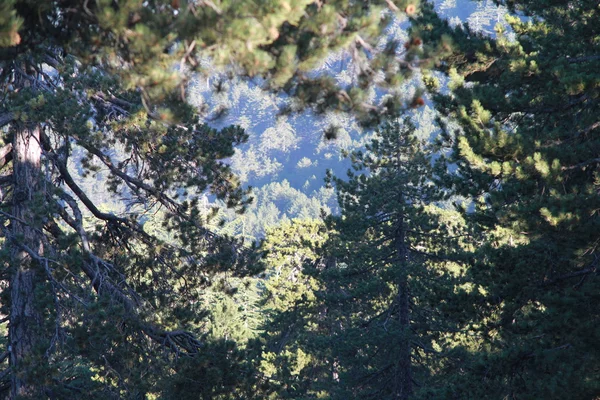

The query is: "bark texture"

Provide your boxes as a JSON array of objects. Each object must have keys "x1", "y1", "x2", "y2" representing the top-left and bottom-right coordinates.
[{"x1": 9, "y1": 125, "x2": 46, "y2": 399}]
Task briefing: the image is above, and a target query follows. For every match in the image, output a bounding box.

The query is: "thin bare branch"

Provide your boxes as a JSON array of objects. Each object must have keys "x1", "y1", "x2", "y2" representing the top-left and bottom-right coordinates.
[
  {"x1": 0, "y1": 174, "x2": 13, "y2": 186},
  {"x1": 562, "y1": 157, "x2": 600, "y2": 171},
  {"x1": 567, "y1": 54, "x2": 600, "y2": 64},
  {"x1": 0, "y1": 143, "x2": 12, "y2": 168}
]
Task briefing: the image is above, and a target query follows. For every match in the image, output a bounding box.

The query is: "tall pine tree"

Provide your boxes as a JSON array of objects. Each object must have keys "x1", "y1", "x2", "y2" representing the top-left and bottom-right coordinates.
[
  {"x1": 321, "y1": 119, "x2": 473, "y2": 399},
  {"x1": 258, "y1": 120, "x2": 474, "y2": 399},
  {"x1": 414, "y1": 0, "x2": 600, "y2": 397}
]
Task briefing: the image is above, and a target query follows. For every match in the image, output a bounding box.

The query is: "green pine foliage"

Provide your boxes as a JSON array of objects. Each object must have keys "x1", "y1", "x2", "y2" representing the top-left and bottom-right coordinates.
[
  {"x1": 0, "y1": 0, "x2": 447, "y2": 397},
  {"x1": 319, "y1": 119, "x2": 474, "y2": 399},
  {"x1": 254, "y1": 121, "x2": 477, "y2": 400},
  {"x1": 414, "y1": 1, "x2": 600, "y2": 398},
  {"x1": 254, "y1": 218, "x2": 331, "y2": 399},
  {"x1": 5, "y1": 0, "x2": 597, "y2": 398},
  {"x1": 205, "y1": 276, "x2": 264, "y2": 345}
]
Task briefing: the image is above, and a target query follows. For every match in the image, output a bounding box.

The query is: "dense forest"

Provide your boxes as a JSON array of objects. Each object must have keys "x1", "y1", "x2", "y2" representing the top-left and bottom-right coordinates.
[{"x1": 0, "y1": 0, "x2": 598, "y2": 399}]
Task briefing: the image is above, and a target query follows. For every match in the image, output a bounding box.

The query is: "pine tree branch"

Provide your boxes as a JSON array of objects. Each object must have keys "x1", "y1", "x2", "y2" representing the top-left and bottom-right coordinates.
[
  {"x1": 411, "y1": 339, "x2": 439, "y2": 355},
  {"x1": 561, "y1": 157, "x2": 600, "y2": 171},
  {"x1": 0, "y1": 143, "x2": 12, "y2": 168},
  {"x1": 91, "y1": 93, "x2": 131, "y2": 116},
  {"x1": 520, "y1": 343, "x2": 573, "y2": 361},
  {"x1": 0, "y1": 223, "x2": 90, "y2": 308},
  {"x1": 409, "y1": 247, "x2": 465, "y2": 263},
  {"x1": 343, "y1": 252, "x2": 397, "y2": 277},
  {"x1": 406, "y1": 229, "x2": 472, "y2": 240},
  {"x1": 76, "y1": 139, "x2": 254, "y2": 267},
  {"x1": 104, "y1": 92, "x2": 136, "y2": 109},
  {"x1": 52, "y1": 187, "x2": 144, "y2": 302},
  {"x1": 542, "y1": 265, "x2": 598, "y2": 286},
  {"x1": 42, "y1": 52, "x2": 60, "y2": 69},
  {"x1": 42, "y1": 132, "x2": 157, "y2": 242},
  {"x1": 78, "y1": 141, "x2": 198, "y2": 221},
  {"x1": 0, "y1": 210, "x2": 31, "y2": 227},
  {"x1": 88, "y1": 90, "x2": 237, "y2": 149},
  {"x1": 0, "y1": 175, "x2": 13, "y2": 186},
  {"x1": 357, "y1": 363, "x2": 393, "y2": 387},
  {"x1": 46, "y1": 149, "x2": 131, "y2": 226},
  {"x1": 577, "y1": 121, "x2": 600, "y2": 137},
  {"x1": 51, "y1": 184, "x2": 192, "y2": 293},
  {"x1": 567, "y1": 55, "x2": 600, "y2": 64},
  {"x1": 481, "y1": 93, "x2": 590, "y2": 115},
  {"x1": 14, "y1": 188, "x2": 206, "y2": 356}
]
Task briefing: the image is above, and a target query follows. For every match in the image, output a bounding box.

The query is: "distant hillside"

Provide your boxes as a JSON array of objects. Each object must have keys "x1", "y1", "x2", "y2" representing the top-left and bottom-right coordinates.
[{"x1": 185, "y1": 0, "x2": 509, "y2": 239}]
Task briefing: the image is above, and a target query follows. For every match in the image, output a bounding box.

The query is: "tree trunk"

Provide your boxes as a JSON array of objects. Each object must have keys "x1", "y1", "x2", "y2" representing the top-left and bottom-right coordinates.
[
  {"x1": 394, "y1": 215, "x2": 412, "y2": 400},
  {"x1": 9, "y1": 124, "x2": 47, "y2": 399}
]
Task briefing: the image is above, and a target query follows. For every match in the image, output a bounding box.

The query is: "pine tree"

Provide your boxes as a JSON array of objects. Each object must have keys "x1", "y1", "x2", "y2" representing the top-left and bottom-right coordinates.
[
  {"x1": 257, "y1": 120, "x2": 473, "y2": 399},
  {"x1": 414, "y1": 1, "x2": 600, "y2": 397},
  {"x1": 321, "y1": 119, "x2": 474, "y2": 399},
  {"x1": 253, "y1": 218, "x2": 330, "y2": 399},
  {"x1": 0, "y1": 0, "x2": 447, "y2": 397}
]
